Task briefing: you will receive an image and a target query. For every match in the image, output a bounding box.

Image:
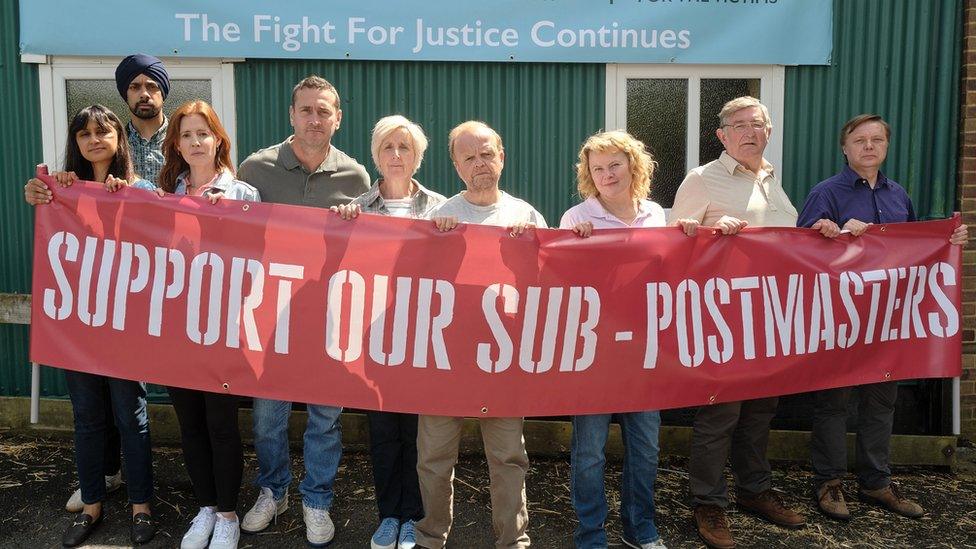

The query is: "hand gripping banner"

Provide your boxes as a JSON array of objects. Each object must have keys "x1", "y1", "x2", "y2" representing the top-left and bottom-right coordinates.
[{"x1": 30, "y1": 177, "x2": 963, "y2": 417}]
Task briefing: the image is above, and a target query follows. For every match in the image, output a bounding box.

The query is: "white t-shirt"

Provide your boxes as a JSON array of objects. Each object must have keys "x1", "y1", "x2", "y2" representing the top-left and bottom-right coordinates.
[
  {"x1": 383, "y1": 197, "x2": 413, "y2": 218},
  {"x1": 432, "y1": 191, "x2": 548, "y2": 228}
]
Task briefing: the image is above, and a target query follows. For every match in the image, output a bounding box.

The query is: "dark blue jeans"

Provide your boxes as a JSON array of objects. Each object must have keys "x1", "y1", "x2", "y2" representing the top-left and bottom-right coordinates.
[
  {"x1": 64, "y1": 370, "x2": 153, "y2": 505},
  {"x1": 571, "y1": 412, "x2": 661, "y2": 548}
]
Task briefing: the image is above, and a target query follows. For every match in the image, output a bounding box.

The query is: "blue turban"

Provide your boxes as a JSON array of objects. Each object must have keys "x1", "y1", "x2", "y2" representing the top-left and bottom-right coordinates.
[{"x1": 115, "y1": 54, "x2": 170, "y2": 99}]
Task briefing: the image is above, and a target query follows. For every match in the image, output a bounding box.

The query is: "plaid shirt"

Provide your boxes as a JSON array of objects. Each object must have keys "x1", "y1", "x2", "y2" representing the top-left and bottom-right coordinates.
[
  {"x1": 350, "y1": 179, "x2": 446, "y2": 219},
  {"x1": 127, "y1": 117, "x2": 168, "y2": 184}
]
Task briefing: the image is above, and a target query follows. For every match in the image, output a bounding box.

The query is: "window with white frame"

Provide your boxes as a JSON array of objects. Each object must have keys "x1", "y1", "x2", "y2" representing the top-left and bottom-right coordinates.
[
  {"x1": 605, "y1": 64, "x2": 785, "y2": 207},
  {"x1": 29, "y1": 56, "x2": 238, "y2": 171}
]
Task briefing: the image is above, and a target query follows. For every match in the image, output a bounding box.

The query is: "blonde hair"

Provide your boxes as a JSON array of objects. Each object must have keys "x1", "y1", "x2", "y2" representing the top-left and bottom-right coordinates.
[
  {"x1": 718, "y1": 96, "x2": 771, "y2": 128},
  {"x1": 575, "y1": 130, "x2": 656, "y2": 201},
  {"x1": 448, "y1": 120, "x2": 503, "y2": 160},
  {"x1": 370, "y1": 115, "x2": 429, "y2": 175}
]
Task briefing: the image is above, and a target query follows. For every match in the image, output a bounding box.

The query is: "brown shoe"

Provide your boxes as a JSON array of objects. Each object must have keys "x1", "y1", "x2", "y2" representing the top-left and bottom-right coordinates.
[
  {"x1": 858, "y1": 483, "x2": 924, "y2": 518},
  {"x1": 694, "y1": 505, "x2": 735, "y2": 549},
  {"x1": 737, "y1": 489, "x2": 806, "y2": 528},
  {"x1": 816, "y1": 480, "x2": 850, "y2": 521}
]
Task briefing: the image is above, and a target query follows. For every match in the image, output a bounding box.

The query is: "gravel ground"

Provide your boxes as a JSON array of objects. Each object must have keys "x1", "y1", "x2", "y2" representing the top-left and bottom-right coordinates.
[{"x1": 1, "y1": 431, "x2": 975, "y2": 548}]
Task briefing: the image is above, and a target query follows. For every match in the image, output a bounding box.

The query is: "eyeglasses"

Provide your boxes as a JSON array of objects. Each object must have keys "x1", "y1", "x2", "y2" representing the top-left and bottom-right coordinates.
[{"x1": 722, "y1": 121, "x2": 767, "y2": 134}]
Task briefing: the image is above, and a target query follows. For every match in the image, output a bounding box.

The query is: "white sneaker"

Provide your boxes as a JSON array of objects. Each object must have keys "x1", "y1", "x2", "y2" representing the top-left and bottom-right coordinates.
[
  {"x1": 65, "y1": 471, "x2": 123, "y2": 512},
  {"x1": 208, "y1": 515, "x2": 240, "y2": 549},
  {"x1": 302, "y1": 503, "x2": 335, "y2": 547},
  {"x1": 622, "y1": 537, "x2": 668, "y2": 549},
  {"x1": 240, "y1": 487, "x2": 288, "y2": 533},
  {"x1": 180, "y1": 507, "x2": 217, "y2": 549}
]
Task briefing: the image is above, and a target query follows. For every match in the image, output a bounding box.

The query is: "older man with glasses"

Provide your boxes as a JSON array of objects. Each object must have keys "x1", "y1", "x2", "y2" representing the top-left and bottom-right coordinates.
[{"x1": 670, "y1": 96, "x2": 810, "y2": 549}]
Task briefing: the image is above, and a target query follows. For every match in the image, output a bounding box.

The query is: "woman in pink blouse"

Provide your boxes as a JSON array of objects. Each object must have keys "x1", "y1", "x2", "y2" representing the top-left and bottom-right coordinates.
[{"x1": 559, "y1": 130, "x2": 671, "y2": 549}]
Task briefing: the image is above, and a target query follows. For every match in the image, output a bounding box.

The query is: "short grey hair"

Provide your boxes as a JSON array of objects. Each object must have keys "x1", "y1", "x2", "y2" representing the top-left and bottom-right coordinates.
[
  {"x1": 370, "y1": 115, "x2": 429, "y2": 175},
  {"x1": 718, "y1": 96, "x2": 772, "y2": 128}
]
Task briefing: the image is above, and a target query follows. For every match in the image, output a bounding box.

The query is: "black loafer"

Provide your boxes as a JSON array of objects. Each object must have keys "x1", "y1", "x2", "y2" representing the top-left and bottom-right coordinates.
[
  {"x1": 130, "y1": 512, "x2": 157, "y2": 544},
  {"x1": 62, "y1": 513, "x2": 101, "y2": 547}
]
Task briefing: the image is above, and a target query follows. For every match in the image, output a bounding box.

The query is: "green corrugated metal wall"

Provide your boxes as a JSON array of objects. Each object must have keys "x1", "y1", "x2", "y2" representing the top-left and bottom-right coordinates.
[
  {"x1": 0, "y1": 0, "x2": 964, "y2": 398},
  {"x1": 782, "y1": 0, "x2": 962, "y2": 218},
  {"x1": 0, "y1": 0, "x2": 44, "y2": 397},
  {"x1": 234, "y1": 60, "x2": 606, "y2": 223}
]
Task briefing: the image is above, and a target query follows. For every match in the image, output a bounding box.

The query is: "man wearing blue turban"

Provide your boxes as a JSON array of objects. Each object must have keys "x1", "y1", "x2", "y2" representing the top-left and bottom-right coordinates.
[{"x1": 114, "y1": 53, "x2": 170, "y2": 184}]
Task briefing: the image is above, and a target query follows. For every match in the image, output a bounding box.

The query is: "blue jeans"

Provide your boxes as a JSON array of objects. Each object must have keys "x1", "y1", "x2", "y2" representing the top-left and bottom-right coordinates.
[
  {"x1": 64, "y1": 370, "x2": 152, "y2": 505},
  {"x1": 571, "y1": 412, "x2": 661, "y2": 549},
  {"x1": 252, "y1": 398, "x2": 342, "y2": 509}
]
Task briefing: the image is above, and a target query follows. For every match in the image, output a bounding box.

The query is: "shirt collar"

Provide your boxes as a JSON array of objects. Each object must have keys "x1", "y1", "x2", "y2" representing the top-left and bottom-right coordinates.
[
  {"x1": 277, "y1": 136, "x2": 339, "y2": 173},
  {"x1": 717, "y1": 151, "x2": 774, "y2": 177},
  {"x1": 842, "y1": 165, "x2": 889, "y2": 188},
  {"x1": 581, "y1": 196, "x2": 655, "y2": 221},
  {"x1": 175, "y1": 170, "x2": 232, "y2": 195},
  {"x1": 127, "y1": 116, "x2": 168, "y2": 142},
  {"x1": 361, "y1": 178, "x2": 436, "y2": 208}
]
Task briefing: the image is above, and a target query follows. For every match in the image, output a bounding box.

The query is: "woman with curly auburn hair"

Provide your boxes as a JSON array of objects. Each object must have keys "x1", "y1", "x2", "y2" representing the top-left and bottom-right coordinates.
[{"x1": 560, "y1": 130, "x2": 693, "y2": 549}]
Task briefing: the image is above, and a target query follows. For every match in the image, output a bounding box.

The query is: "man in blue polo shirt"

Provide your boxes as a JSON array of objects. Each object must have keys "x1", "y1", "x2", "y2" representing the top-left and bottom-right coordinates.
[{"x1": 797, "y1": 114, "x2": 968, "y2": 522}]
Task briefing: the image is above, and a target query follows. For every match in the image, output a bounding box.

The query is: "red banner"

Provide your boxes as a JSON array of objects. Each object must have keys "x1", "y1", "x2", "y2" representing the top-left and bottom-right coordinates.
[{"x1": 30, "y1": 177, "x2": 963, "y2": 417}]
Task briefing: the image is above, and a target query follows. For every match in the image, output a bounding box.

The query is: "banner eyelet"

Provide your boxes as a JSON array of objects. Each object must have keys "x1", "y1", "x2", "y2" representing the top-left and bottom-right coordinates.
[
  {"x1": 708, "y1": 395, "x2": 716, "y2": 404},
  {"x1": 481, "y1": 406, "x2": 488, "y2": 414},
  {"x1": 222, "y1": 382, "x2": 230, "y2": 391},
  {"x1": 883, "y1": 372, "x2": 891, "y2": 380},
  {"x1": 242, "y1": 204, "x2": 250, "y2": 212}
]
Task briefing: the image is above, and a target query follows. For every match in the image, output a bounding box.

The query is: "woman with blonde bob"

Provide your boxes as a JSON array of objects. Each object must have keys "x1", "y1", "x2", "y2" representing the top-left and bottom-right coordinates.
[
  {"x1": 560, "y1": 130, "x2": 675, "y2": 549},
  {"x1": 333, "y1": 114, "x2": 444, "y2": 549},
  {"x1": 138, "y1": 99, "x2": 259, "y2": 549}
]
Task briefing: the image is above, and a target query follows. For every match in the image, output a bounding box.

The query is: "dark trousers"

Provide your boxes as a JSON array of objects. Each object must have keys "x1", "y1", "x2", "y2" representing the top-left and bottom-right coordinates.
[
  {"x1": 168, "y1": 387, "x2": 243, "y2": 512},
  {"x1": 689, "y1": 397, "x2": 778, "y2": 508},
  {"x1": 367, "y1": 410, "x2": 423, "y2": 521},
  {"x1": 100, "y1": 383, "x2": 122, "y2": 475},
  {"x1": 64, "y1": 370, "x2": 152, "y2": 505},
  {"x1": 810, "y1": 382, "x2": 897, "y2": 491}
]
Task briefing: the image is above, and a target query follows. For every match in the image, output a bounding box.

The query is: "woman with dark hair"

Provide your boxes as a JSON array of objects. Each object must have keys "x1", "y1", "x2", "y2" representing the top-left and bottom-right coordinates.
[
  {"x1": 138, "y1": 99, "x2": 258, "y2": 549},
  {"x1": 23, "y1": 104, "x2": 157, "y2": 547}
]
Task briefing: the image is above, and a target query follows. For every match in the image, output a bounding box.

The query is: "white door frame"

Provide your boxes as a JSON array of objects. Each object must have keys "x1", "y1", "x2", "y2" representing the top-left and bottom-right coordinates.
[
  {"x1": 605, "y1": 64, "x2": 786, "y2": 174},
  {"x1": 31, "y1": 56, "x2": 239, "y2": 170}
]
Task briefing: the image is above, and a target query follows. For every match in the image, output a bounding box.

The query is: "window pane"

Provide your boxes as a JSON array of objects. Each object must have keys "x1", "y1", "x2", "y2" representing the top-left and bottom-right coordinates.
[
  {"x1": 626, "y1": 78, "x2": 687, "y2": 208},
  {"x1": 65, "y1": 79, "x2": 212, "y2": 125},
  {"x1": 699, "y1": 78, "x2": 760, "y2": 165}
]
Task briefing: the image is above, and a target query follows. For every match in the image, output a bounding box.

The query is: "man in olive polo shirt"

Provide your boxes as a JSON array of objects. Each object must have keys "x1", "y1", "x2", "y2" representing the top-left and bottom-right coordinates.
[{"x1": 237, "y1": 75, "x2": 369, "y2": 548}]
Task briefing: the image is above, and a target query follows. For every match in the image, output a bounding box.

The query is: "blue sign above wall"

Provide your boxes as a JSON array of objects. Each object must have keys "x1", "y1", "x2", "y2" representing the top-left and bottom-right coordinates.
[{"x1": 20, "y1": 0, "x2": 832, "y2": 65}]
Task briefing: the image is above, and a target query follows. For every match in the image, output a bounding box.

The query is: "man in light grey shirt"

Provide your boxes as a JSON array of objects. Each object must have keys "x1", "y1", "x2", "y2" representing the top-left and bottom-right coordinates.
[
  {"x1": 415, "y1": 121, "x2": 544, "y2": 549},
  {"x1": 433, "y1": 190, "x2": 546, "y2": 227}
]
